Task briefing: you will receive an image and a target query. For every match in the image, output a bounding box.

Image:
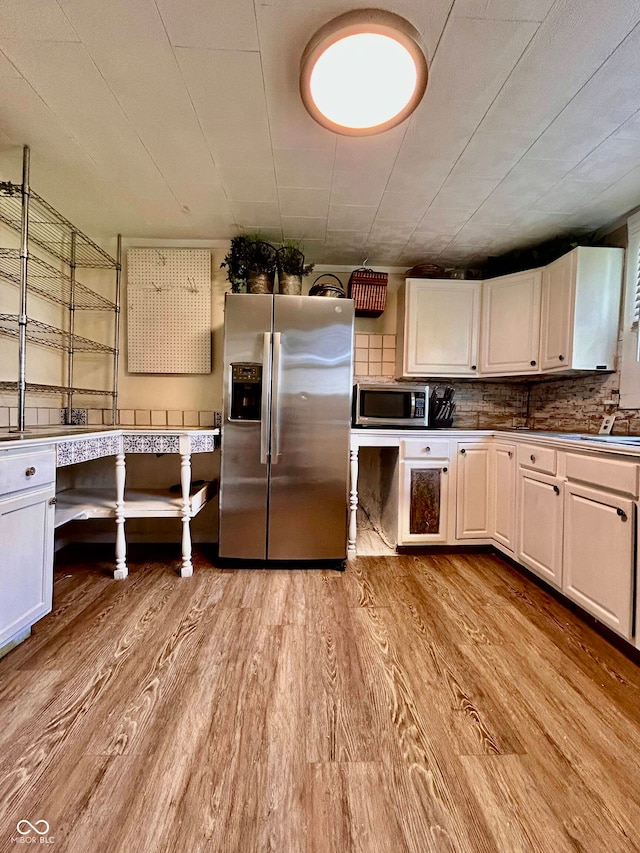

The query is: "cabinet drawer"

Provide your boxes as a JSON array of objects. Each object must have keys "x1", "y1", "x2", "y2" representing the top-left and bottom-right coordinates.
[
  {"x1": 0, "y1": 449, "x2": 56, "y2": 496},
  {"x1": 400, "y1": 438, "x2": 450, "y2": 460},
  {"x1": 565, "y1": 453, "x2": 638, "y2": 497},
  {"x1": 517, "y1": 444, "x2": 556, "y2": 475}
]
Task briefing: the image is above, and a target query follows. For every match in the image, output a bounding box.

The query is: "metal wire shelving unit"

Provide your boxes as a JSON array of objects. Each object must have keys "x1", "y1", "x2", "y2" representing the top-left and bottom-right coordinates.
[
  {"x1": 0, "y1": 381, "x2": 116, "y2": 398},
  {"x1": 0, "y1": 249, "x2": 116, "y2": 310},
  {"x1": 0, "y1": 314, "x2": 116, "y2": 353},
  {"x1": 0, "y1": 146, "x2": 122, "y2": 429}
]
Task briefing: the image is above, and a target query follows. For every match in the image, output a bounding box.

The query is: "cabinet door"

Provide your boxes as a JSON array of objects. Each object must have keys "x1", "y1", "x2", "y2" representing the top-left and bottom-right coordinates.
[
  {"x1": 563, "y1": 484, "x2": 634, "y2": 638},
  {"x1": 480, "y1": 270, "x2": 542, "y2": 375},
  {"x1": 517, "y1": 470, "x2": 563, "y2": 588},
  {"x1": 402, "y1": 279, "x2": 480, "y2": 376},
  {"x1": 493, "y1": 443, "x2": 516, "y2": 552},
  {"x1": 398, "y1": 461, "x2": 450, "y2": 544},
  {"x1": 456, "y1": 443, "x2": 492, "y2": 539},
  {"x1": 0, "y1": 486, "x2": 55, "y2": 647},
  {"x1": 540, "y1": 251, "x2": 575, "y2": 371}
]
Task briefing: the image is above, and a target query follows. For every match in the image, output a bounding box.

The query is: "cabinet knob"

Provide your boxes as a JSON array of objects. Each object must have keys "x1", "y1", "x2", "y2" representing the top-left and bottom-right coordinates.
[
  {"x1": 508, "y1": 451, "x2": 513, "y2": 458},
  {"x1": 617, "y1": 508, "x2": 628, "y2": 521},
  {"x1": 442, "y1": 467, "x2": 448, "y2": 473},
  {"x1": 471, "y1": 365, "x2": 477, "y2": 370},
  {"x1": 530, "y1": 454, "x2": 536, "y2": 463},
  {"x1": 553, "y1": 485, "x2": 560, "y2": 495},
  {"x1": 25, "y1": 466, "x2": 36, "y2": 477},
  {"x1": 424, "y1": 446, "x2": 431, "y2": 453},
  {"x1": 460, "y1": 448, "x2": 466, "y2": 455},
  {"x1": 558, "y1": 355, "x2": 564, "y2": 361},
  {"x1": 530, "y1": 360, "x2": 537, "y2": 367},
  {"x1": 48, "y1": 497, "x2": 57, "y2": 505}
]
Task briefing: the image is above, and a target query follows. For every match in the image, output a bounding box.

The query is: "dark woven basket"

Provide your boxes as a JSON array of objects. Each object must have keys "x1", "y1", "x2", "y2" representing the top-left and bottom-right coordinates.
[{"x1": 348, "y1": 268, "x2": 388, "y2": 317}]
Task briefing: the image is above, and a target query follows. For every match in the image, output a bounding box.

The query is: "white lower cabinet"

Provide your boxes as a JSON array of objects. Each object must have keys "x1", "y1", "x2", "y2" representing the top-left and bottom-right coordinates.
[
  {"x1": 563, "y1": 484, "x2": 635, "y2": 639},
  {"x1": 492, "y1": 443, "x2": 516, "y2": 552},
  {"x1": 456, "y1": 443, "x2": 492, "y2": 539},
  {"x1": 398, "y1": 460, "x2": 450, "y2": 544},
  {"x1": 517, "y1": 469, "x2": 564, "y2": 589},
  {"x1": 0, "y1": 484, "x2": 55, "y2": 648}
]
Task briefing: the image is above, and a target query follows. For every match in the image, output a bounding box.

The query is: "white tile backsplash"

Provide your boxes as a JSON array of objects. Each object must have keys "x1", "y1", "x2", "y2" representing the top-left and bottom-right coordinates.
[{"x1": 354, "y1": 333, "x2": 397, "y2": 378}]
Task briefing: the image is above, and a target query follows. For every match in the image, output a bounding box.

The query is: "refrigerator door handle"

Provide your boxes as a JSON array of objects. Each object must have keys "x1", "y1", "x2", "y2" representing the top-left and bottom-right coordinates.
[
  {"x1": 260, "y1": 332, "x2": 272, "y2": 465},
  {"x1": 270, "y1": 332, "x2": 282, "y2": 464}
]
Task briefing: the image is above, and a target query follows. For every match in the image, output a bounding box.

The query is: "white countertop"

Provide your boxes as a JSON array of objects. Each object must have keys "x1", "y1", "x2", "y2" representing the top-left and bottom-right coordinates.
[{"x1": 350, "y1": 427, "x2": 640, "y2": 458}]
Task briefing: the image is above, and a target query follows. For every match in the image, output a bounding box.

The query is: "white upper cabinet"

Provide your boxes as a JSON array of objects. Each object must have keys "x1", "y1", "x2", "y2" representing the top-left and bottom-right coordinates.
[
  {"x1": 396, "y1": 247, "x2": 623, "y2": 380},
  {"x1": 480, "y1": 269, "x2": 542, "y2": 375},
  {"x1": 540, "y1": 246, "x2": 624, "y2": 373},
  {"x1": 396, "y1": 279, "x2": 481, "y2": 378}
]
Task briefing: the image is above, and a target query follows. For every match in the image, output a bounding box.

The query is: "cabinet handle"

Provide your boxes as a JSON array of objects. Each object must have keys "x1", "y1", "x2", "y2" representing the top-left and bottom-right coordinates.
[
  {"x1": 553, "y1": 485, "x2": 560, "y2": 495},
  {"x1": 460, "y1": 448, "x2": 466, "y2": 455},
  {"x1": 617, "y1": 508, "x2": 628, "y2": 522},
  {"x1": 530, "y1": 454, "x2": 536, "y2": 463},
  {"x1": 471, "y1": 365, "x2": 477, "y2": 370},
  {"x1": 530, "y1": 360, "x2": 537, "y2": 367},
  {"x1": 442, "y1": 467, "x2": 448, "y2": 473},
  {"x1": 424, "y1": 446, "x2": 431, "y2": 453},
  {"x1": 508, "y1": 451, "x2": 513, "y2": 458},
  {"x1": 558, "y1": 355, "x2": 564, "y2": 361},
  {"x1": 48, "y1": 497, "x2": 57, "y2": 505},
  {"x1": 25, "y1": 466, "x2": 36, "y2": 477}
]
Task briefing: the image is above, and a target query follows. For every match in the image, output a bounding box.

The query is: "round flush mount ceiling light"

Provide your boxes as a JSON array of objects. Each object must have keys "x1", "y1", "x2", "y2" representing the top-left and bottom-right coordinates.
[{"x1": 300, "y1": 9, "x2": 428, "y2": 136}]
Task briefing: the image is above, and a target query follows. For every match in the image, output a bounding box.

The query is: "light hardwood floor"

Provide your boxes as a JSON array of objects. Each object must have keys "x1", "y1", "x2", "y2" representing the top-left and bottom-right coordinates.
[{"x1": 1, "y1": 547, "x2": 640, "y2": 852}]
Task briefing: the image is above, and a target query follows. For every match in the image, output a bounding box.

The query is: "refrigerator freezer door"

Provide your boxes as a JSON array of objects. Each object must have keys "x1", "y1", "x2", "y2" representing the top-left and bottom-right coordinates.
[
  {"x1": 219, "y1": 294, "x2": 273, "y2": 560},
  {"x1": 267, "y1": 295, "x2": 354, "y2": 560}
]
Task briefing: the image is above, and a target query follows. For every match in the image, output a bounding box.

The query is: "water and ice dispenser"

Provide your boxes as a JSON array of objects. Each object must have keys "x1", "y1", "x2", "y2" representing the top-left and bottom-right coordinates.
[{"x1": 229, "y1": 363, "x2": 263, "y2": 421}]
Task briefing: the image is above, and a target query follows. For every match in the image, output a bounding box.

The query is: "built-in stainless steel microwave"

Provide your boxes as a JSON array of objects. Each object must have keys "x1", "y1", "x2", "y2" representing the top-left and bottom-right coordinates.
[{"x1": 353, "y1": 383, "x2": 429, "y2": 428}]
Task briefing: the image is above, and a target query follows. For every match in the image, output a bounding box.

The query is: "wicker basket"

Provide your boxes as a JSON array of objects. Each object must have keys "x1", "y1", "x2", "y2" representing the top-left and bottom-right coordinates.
[{"x1": 348, "y1": 267, "x2": 388, "y2": 317}]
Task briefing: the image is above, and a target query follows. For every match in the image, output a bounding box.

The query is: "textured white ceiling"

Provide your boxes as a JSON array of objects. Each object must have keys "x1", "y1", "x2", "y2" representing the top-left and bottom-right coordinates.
[{"x1": 0, "y1": 0, "x2": 639, "y2": 268}]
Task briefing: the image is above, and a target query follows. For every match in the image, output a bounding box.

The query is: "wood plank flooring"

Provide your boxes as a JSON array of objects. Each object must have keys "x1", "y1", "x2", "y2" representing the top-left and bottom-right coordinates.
[{"x1": 2, "y1": 547, "x2": 640, "y2": 852}]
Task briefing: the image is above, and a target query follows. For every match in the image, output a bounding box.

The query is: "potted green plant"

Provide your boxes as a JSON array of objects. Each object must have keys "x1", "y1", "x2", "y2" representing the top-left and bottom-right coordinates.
[
  {"x1": 244, "y1": 237, "x2": 278, "y2": 293},
  {"x1": 220, "y1": 235, "x2": 251, "y2": 293},
  {"x1": 276, "y1": 240, "x2": 315, "y2": 295}
]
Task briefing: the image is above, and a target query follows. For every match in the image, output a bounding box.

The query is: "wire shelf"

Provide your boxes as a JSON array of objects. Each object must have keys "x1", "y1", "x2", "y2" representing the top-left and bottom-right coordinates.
[
  {"x1": 0, "y1": 314, "x2": 116, "y2": 353},
  {"x1": 0, "y1": 183, "x2": 118, "y2": 269},
  {"x1": 0, "y1": 381, "x2": 115, "y2": 397},
  {"x1": 0, "y1": 249, "x2": 116, "y2": 310}
]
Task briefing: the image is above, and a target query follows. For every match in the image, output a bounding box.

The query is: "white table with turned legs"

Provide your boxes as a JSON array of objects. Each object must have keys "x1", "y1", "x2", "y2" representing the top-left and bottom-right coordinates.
[{"x1": 54, "y1": 429, "x2": 218, "y2": 578}]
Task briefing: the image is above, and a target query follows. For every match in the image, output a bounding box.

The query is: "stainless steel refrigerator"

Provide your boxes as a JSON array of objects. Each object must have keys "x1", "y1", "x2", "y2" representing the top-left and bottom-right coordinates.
[{"x1": 219, "y1": 293, "x2": 354, "y2": 563}]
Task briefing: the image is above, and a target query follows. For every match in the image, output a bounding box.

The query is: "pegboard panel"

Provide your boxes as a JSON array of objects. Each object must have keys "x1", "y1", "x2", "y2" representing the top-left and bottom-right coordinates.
[{"x1": 127, "y1": 248, "x2": 212, "y2": 373}]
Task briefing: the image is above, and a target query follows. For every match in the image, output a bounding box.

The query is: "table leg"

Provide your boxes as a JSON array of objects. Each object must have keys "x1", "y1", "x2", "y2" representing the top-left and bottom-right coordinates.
[
  {"x1": 114, "y1": 452, "x2": 128, "y2": 579},
  {"x1": 180, "y1": 451, "x2": 193, "y2": 577},
  {"x1": 348, "y1": 447, "x2": 359, "y2": 560}
]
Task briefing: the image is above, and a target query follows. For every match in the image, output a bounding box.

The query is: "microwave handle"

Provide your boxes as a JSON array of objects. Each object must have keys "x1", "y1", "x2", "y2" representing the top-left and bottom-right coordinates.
[{"x1": 410, "y1": 392, "x2": 416, "y2": 418}]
